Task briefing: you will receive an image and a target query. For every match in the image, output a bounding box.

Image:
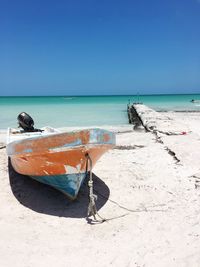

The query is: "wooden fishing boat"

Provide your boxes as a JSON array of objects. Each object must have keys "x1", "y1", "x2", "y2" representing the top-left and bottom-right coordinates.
[{"x1": 7, "y1": 126, "x2": 115, "y2": 199}]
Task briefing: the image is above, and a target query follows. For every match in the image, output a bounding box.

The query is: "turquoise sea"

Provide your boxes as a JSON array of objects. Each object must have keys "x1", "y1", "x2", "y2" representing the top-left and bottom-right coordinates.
[{"x1": 0, "y1": 94, "x2": 200, "y2": 130}]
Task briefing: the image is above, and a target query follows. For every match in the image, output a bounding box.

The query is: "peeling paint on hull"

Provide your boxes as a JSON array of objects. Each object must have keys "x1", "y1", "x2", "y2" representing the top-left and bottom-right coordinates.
[
  {"x1": 9, "y1": 145, "x2": 112, "y2": 176},
  {"x1": 7, "y1": 128, "x2": 115, "y2": 199},
  {"x1": 31, "y1": 172, "x2": 87, "y2": 199}
]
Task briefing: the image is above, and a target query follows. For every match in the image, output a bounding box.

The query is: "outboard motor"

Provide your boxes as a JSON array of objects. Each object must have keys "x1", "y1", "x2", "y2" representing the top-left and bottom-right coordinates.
[{"x1": 17, "y1": 112, "x2": 35, "y2": 132}]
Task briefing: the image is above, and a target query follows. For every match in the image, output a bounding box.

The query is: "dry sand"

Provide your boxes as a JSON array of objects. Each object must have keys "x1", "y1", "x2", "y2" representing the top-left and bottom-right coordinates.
[{"x1": 0, "y1": 112, "x2": 200, "y2": 267}]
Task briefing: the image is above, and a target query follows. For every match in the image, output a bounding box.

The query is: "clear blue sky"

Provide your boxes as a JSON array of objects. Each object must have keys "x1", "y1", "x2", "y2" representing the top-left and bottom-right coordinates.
[{"x1": 0, "y1": 0, "x2": 200, "y2": 96}]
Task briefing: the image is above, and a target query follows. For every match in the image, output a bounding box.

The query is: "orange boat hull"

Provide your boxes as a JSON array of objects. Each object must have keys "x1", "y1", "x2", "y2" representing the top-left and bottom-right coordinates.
[
  {"x1": 9, "y1": 145, "x2": 112, "y2": 176},
  {"x1": 7, "y1": 128, "x2": 115, "y2": 199}
]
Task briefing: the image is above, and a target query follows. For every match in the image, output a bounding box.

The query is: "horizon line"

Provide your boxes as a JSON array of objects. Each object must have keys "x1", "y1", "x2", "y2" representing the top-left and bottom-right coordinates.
[{"x1": 0, "y1": 92, "x2": 200, "y2": 97}]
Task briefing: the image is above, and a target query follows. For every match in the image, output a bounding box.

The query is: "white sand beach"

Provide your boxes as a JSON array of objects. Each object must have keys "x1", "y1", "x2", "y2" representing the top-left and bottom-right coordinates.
[{"x1": 0, "y1": 111, "x2": 200, "y2": 267}]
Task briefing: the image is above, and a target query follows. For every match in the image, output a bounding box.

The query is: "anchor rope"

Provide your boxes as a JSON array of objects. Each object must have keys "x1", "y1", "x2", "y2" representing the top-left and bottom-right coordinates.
[
  {"x1": 85, "y1": 153, "x2": 106, "y2": 223},
  {"x1": 0, "y1": 145, "x2": 6, "y2": 149},
  {"x1": 84, "y1": 153, "x2": 168, "y2": 223}
]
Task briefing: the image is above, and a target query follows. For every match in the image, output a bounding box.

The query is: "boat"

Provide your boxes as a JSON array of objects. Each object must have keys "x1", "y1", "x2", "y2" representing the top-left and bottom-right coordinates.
[
  {"x1": 191, "y1": 99, "x2": 200, "y2": 103},
  {"x1": 6, "y1": 112, "x2": 115, "y2": 200}
]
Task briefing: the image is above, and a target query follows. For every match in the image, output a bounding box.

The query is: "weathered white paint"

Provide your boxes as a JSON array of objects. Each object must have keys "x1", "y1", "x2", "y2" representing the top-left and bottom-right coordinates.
[{"x1": 64, "y1": 164, "x2": 82, "y2": 174}]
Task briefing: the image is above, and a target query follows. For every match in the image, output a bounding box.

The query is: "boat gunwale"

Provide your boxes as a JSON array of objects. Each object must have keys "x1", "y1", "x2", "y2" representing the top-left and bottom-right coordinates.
[{"x1": 7, "y1": 128, "x2": 115, "y2": 146}]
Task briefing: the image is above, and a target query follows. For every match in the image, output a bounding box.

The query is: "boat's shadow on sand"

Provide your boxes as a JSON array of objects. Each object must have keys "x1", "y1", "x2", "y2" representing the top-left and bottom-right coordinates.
[{"x1": 8, "y1": 160, "x2": 110, "y2": 219}]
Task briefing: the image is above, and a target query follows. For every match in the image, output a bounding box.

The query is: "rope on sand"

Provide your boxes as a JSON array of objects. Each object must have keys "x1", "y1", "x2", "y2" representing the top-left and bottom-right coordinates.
[
  {"x1": 0, "y1": 145, "x2": 6, "y2": 149},
  {"x1": 85, "y1": 153, "x2": 106, "y2": 223},
  {"x1": 84, "y1": 153, "x2": 169, "y2": 224}
]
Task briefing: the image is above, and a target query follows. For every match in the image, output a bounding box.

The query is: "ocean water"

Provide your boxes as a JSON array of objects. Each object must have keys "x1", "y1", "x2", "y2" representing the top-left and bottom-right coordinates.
[{"x1": 0, "y1": 94, "x2": 200, "y2": 130}]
